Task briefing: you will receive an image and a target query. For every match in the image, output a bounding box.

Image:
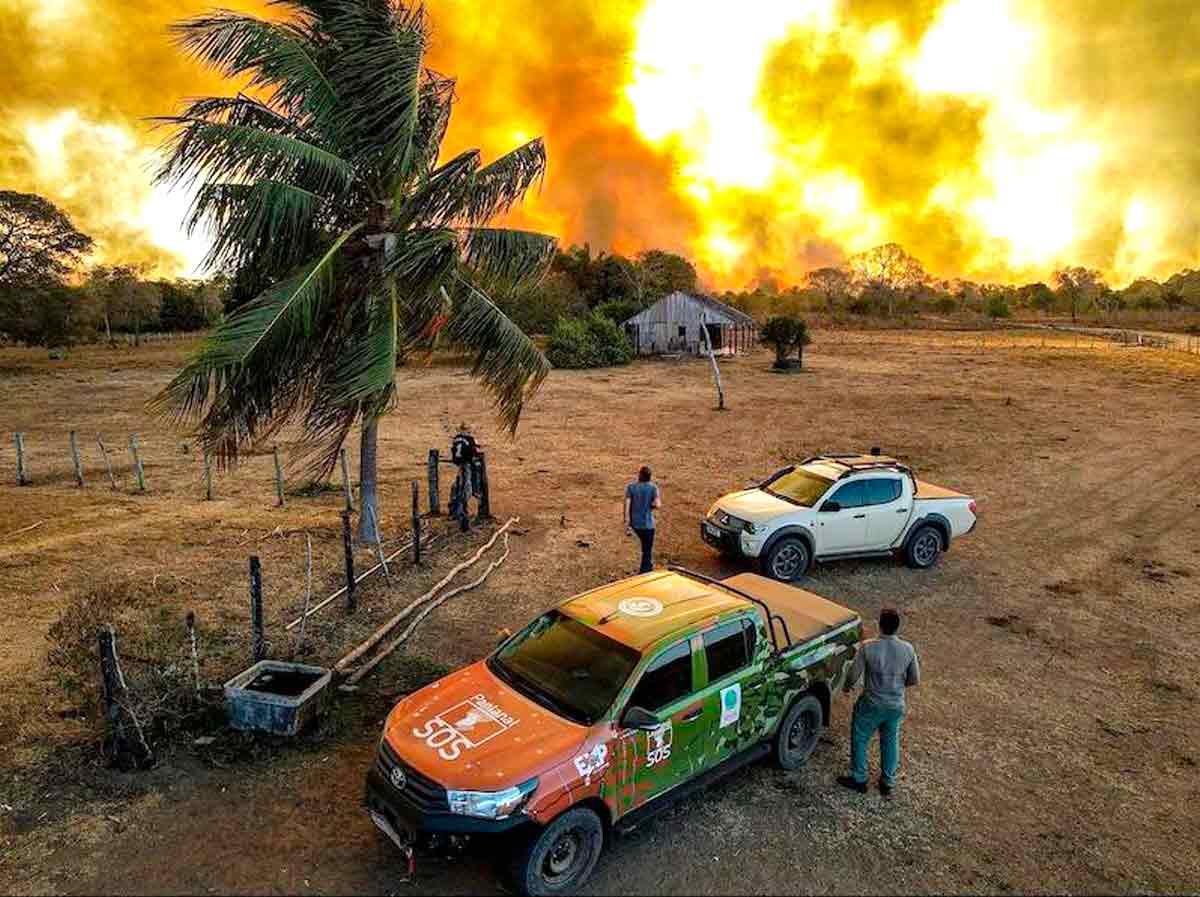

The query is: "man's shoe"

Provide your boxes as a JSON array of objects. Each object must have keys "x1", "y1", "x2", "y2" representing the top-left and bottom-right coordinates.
[
  {"x1": 836, "y1": 775, "x2": 867, "y2": 794},
  {"x1": 879, "y1": 780, "x2": 894, "y2": 797}
]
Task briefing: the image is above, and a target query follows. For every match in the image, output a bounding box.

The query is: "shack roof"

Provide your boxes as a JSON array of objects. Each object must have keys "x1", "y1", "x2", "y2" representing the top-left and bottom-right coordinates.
[{"x1": 622, "y1": 291, "x2": 756, "y2": 328}]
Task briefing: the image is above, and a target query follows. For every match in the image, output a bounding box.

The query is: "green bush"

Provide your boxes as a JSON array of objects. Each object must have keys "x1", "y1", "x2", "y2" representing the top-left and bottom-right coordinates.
[
  {"x1": 546, "y1": 313, "x2": 634, "y2": 369},
  {"x1": 594, "y1": 298, "x2": 644, "y2": 324},
  {"x1": 985, "y1": 295, "x2": 1012, "y2": 319}
]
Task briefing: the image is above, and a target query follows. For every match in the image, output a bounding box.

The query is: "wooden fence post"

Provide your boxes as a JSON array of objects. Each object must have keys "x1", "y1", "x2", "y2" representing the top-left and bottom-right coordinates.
[
  {"x1": 341, "y1": 510, "x2": 357, "y2": 613},
  {"x1": 98, "y1": 625, "x2": 152, "y2": 770},
  {"x1": 14, "y1": 432, "x2": 28, "y2": 486},
  {"x1": 340, "y1": 447, "x2": 354, "y2": 512},
  {"x1": 97, "y1": 436, "x2": 117, "y2": 490},
  {"x1": 203, "y1": 453, "x2": 213, "y2": 500},
  {"x1": 69, "y1": 430, "x2": 85, "y2": 488},
  {"x1": 412, "y1": 481, "x2": 422, "y2": 565},
  {"x1": 474, "y1": 453, "x2": 493, "y2": 522},
  {"x1": 273, "y1": 445, "x2": 286, "y2": 508},
  {"x1": 249, "y1": 556, "x2": 265, "y2": 663},
  {"x1": 427, "y1": 449, "x2": 441, "y2": 516},
  {"x1": 186, "y1": 611, "x2": 201, "y2": 694},
  {"x1": 297, "y1": 534, "x2": 313, "y2": 651},
  {"x1": 129, "y1": 435, "x2": 146, "y2": 492}
]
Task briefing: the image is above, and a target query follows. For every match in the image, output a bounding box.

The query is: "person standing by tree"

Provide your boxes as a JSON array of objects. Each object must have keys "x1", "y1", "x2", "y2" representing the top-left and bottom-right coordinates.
[
  {"x1": 624, "y1": 466, "x2": 661, "y2": 574},
  {"x1": 837, "y1": 606, "x2": 921, "y2": 797}
]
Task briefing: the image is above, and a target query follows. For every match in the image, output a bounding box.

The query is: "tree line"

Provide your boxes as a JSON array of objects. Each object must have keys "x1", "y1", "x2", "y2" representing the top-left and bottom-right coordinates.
[
  {"x1": 717, "y1": 244, "x2": 1200, "y2": 325},
  {"x1": 502, "y1": 240, "x2": 1200, "y2": 337},
  {"x1": 0, "y1": 190, "x2": 226, "y2": 347}
]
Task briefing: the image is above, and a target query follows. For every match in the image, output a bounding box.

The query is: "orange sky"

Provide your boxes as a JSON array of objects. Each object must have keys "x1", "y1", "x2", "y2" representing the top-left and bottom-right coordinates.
[{"x1": 2, "y1": 0, "x2": 1197, "y2": 288}]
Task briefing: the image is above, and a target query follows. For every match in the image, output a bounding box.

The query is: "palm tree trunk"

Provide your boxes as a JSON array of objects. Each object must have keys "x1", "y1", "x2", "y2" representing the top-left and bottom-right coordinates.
[{"x1": 357, "y1": 419, "x2": 380, "y2": 544}]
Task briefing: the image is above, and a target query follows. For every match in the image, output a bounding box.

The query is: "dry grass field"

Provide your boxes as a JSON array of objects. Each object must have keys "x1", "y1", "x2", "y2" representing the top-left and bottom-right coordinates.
[{"x1": 2, "y1": 330, "x2": 1198, "y2": 895}]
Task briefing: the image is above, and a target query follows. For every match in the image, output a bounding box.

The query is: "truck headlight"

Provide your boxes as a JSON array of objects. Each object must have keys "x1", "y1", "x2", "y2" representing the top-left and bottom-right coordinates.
[{"x1": 447, "y1": 778, "x2": 537, "y2": 820}]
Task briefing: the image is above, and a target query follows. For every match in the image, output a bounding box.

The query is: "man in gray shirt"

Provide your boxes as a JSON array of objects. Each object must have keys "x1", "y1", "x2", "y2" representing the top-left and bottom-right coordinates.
[
  {"x1": 624, "y1": 466, "x2": 662, "y2": 574},
  {"x1": 837, "y1": 606, "x2": 921, "y2": 796}
]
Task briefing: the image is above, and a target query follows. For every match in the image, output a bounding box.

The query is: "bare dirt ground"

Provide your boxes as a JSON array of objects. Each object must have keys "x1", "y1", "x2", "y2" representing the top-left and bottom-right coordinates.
[{"x1": 2, "y1": 330, "x2": 1198, "y2": 895}]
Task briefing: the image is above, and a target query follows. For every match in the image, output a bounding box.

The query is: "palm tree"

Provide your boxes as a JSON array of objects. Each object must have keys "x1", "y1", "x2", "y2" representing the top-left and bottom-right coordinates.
[{"x1": 151, "y1": 0, "x2": 557, "y2": 541}]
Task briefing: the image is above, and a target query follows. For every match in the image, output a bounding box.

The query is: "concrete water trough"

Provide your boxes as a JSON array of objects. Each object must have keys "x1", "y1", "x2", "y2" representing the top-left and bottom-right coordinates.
[{"x1": 224, "y1": 660, "x2": 332, "y2": 736}]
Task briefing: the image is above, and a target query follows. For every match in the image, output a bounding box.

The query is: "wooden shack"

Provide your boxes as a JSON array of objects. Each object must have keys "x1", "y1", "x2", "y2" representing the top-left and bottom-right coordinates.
[{"x1": 622, "y1": 292, "x2": 757, "y2": 356}]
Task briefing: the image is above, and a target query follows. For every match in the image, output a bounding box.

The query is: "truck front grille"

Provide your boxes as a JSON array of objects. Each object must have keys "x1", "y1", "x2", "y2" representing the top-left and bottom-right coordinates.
[{"x1": 377, "y1": 739, "x2": 450, "y2": 813}]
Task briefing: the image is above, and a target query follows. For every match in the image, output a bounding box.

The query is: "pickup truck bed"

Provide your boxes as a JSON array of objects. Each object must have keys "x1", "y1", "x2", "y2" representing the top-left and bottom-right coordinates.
[
  {"x1": 723, "y1": 573, "x2": 860, "y2": 647},
  {"x1": 915, "y1": 479, "x2": 967, "y2": 500}
]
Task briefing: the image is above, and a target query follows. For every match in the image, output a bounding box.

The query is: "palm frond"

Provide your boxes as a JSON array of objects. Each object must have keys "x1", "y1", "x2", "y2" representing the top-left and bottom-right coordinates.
[
  {"x1": 186, "y1": 180, "x2": 325, "y2": 273},
  {"x1": 152, "y1": 223, "x2": 362, "y2": 421},
  {"x1": 459, "y1": 139, "x2": 548, "y2": 225},
  {"x1": 154, "y1": 118, "x2": 353, "y2": 196},
  {"x1": 459, "y1": 227, "x2": 558, "y2": 291},
  {"x1": 324, "y1": 1, "x2": 427, "y2": 181},
  {"x1": 444, "y1": 275, "x2": 550, "y2": 433},
  {"x1": 171, "y1": 11, "x2": 338, "y2": 127}
]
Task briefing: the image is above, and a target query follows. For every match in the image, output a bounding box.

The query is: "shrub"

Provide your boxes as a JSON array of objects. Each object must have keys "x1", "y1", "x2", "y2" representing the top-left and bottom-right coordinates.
[
  {"x1": 761, "y1": 314, "x2": 812, "y2": 369},
  {"x1": 594, "y1": 298, "x2": 644, "y2": 324},
  {"x1": 985, "y1": 295, "x2": 1012, "y2": 319},
  {"x1": 46, "y1": 579, "x2": 223, "y2": 764},
  {"x1": 546, "y1": 313, "x2": 634, "y2": 369}
]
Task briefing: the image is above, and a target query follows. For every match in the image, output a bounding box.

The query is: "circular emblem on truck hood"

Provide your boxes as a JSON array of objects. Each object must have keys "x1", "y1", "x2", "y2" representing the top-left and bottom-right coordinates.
[
  {"x1": 389, "y1": 766, "x2": 407, "y2": 791},
  {"x1": 619, "y1": 597, "x2": 663, "y2": 617}
]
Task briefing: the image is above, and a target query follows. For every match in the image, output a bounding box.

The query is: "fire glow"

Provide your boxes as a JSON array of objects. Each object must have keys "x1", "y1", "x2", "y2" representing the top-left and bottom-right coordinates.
[{"x1": 2, "y1": 0, "x2": 1197, "y2": 286}]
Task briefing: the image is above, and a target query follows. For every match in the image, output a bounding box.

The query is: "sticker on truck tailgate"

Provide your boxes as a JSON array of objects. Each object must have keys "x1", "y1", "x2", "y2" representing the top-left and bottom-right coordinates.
[{"x1": 412, "y1": 693, "x2": 518, "y2": 761}]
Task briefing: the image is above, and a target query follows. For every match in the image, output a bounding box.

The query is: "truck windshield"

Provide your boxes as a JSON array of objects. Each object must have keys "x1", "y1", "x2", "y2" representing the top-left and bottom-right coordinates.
[
  {"x1": 489, "y1": 611, "x2": 640, "y2": 726},
  {"x1": 763, "y1": 467, "x2": 834, "y2": 506}
]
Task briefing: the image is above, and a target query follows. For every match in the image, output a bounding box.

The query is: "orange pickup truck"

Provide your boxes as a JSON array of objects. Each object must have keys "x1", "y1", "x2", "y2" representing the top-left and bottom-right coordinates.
[{"x1": 366, "y1": 567, "x2": 861, "y2": 895}]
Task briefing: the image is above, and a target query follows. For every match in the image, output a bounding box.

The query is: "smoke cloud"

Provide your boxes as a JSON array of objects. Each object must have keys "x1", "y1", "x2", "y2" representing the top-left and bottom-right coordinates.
[{"x1": 0, "y1": 0, "x2": 1196, "y2": 286}]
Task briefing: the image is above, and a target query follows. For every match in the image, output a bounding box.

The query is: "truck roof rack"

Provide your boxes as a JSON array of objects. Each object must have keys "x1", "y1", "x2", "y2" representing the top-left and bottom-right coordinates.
[
  {"x1": 668, "y1": 565, "x2": 792, "y2": 652},
  {"x1": 800, "y1": 453, "x2": 915, "y2": 481}
]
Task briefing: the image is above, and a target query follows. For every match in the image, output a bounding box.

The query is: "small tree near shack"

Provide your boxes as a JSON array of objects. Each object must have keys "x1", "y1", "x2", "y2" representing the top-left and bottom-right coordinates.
[{"x1": 762, "y1": 315, "x2": 812, "y2": 371}]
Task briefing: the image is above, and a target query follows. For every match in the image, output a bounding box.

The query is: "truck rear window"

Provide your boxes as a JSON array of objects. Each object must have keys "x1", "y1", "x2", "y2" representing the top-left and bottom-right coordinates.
[
  {"x1": 490, "y1": 611, "x2": 640, "y2": 725},
  {"x1": 763, "y1": 468, "x2": 833, "y2": 507}
]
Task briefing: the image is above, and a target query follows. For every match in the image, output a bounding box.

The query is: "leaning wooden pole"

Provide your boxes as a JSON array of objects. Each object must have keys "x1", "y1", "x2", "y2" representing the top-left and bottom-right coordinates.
[
  {"x1": 335, "y1": 518, "x2": 519, "y2": 674},
  {"x1": 700, "y1": 315, "x2": 726, "y2": 410},
  {"x1": 249, "y1": 556, "x2": 265, "y2": 663}
]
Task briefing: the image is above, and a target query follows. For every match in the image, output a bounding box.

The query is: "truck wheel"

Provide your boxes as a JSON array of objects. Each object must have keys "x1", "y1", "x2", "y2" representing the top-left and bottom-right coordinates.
[
  {"x1": 509, "y1": 807, "x2": 604, "y2": 896},
  {"x1": 775, "y1": 694, "x2": 824, "y2": 770},
  {"x1": 763, "y1": 536, "x2": 810, "y2": 581},
  {"x1": 905, "y1": 525, "x2": 943, "y2": 569}
]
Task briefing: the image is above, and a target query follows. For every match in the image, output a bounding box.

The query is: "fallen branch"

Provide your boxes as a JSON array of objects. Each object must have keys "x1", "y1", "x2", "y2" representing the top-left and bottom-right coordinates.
[
  {"x1": 335, "y1": 517, "x2": 518, "y2": 673},
  {"x1": 283, "y1": 532, "x2": 439, "y2": 632},
  {"x1": 1, "y1": 520, "x2": 45, "y2": 542},
  {"x1": 343, "y1": 532, "x2": 512, "y2": 686}
]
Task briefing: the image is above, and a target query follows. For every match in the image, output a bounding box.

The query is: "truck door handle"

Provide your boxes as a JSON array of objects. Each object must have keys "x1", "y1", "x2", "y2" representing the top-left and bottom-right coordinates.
[
  {"x1": 853, "y1": 514, "x2": 866, "y2": 519},
  {"x1": 680, "y1": 708, "x2": 703, "y2": 722},
  {"x1": 897, "y1": 508, "x2": 909, "y2": 513}
]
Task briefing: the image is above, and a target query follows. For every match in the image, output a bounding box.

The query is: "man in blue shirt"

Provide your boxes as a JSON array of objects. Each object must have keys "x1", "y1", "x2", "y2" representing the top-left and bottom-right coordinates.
[{"x1": 624, "y1": 466, "x2": 662, "y2": 574}]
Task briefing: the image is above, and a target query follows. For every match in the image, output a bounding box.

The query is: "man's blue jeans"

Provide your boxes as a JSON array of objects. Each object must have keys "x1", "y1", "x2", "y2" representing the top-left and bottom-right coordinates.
[
  {"x1": 634, "y1": 527, "x2": 655, "y2": 574},
  {"x1": 849, "y1": 695, "x2": 905, "y2": 786}
]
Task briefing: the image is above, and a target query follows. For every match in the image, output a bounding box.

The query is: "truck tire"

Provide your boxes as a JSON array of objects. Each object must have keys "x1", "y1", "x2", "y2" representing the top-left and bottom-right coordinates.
[
  {"x1": 905, "y1": 524, "x2": 944, "y2": 569},
  {"x1": 762, "y1": 536, "x2": 810, "y2": 581},
  {"x1": 509, "y1": 807, "x2": 604, "y2": 896},
  {"x1": 775, "y1": 694, "x2": 824, "y2": 770}
]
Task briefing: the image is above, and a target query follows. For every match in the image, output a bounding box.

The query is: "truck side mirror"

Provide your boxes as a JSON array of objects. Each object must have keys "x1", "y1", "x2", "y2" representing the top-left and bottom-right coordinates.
[
  {"x1": 820, "y1": 501, "x2": 841, "y2": 513},
  {"x1": 621, "y1": 706, "x2": 660, "y2": 731}
]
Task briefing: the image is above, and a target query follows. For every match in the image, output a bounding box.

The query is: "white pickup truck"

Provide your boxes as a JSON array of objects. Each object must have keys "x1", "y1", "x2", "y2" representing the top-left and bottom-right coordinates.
[{"x1": 701, "y1": 452, "x2": 977, "y2": 581}]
